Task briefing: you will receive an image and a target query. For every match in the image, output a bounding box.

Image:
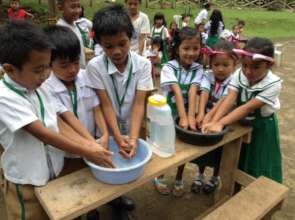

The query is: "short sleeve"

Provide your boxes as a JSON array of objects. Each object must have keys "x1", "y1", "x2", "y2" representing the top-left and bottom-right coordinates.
[
  {"x1": 137, "y1": 59, "x2": 154, "y2": 91},
  {"x1": 200, "y1": 73, "x2": 211, "y2": 92},
  {"x1": 228, "y1": 71, "x2": 240, "y2": 92},
  {"x1": 191, "y1": 67, "x2": 204, "y2": 86},
  {"x1": 140, "y1": 13, "x2": 151, "y2": 34},
  {"x1": 255, "y1": 82, "x2": 282, "y2": 106},
  {"x1": 0, "y1": 95, "x2": 38, "y2": 132},
  {"x1": 85, "y1": 59, "x2": 106, "y2": 90},
  {"x1": 160, "y1": 64, "x2": 178, "y2": 92},
  {"x1": 221, "y1": 86, "x2": 229, "y2": 97},
  {"x1": 54, "y1": 96, "x2": 68, "y2": 114}
]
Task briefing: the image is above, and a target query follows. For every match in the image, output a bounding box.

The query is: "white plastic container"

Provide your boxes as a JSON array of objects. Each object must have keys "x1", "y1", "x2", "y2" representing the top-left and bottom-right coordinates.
[{"x1": 147, "y1": 94, "x2": 175, "y2": 158}]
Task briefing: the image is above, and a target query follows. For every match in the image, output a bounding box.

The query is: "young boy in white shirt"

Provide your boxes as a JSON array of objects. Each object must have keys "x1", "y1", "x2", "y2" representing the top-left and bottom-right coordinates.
[
  {"x1": 56, "y1": 0, "x2": 86, "y2": 68},
  {"x1": 0, "y1": 21, "x2": 114, "y2": 220},
  {"x1": 86, "y1": 5, "x2": 154, "y2": 216}
]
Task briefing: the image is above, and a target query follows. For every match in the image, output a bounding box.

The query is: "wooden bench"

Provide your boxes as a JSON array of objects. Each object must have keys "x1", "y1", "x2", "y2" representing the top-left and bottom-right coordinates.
[{"x1": 200, "y1": 176, "x2": 289, "y2": 220}]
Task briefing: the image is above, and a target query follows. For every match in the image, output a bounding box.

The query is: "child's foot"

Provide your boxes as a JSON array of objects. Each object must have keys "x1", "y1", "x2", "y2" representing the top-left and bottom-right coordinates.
[
  {"x1": 203, "y1": 176, "x2": 220, "y2": 194},
  {"x1": 191, "y1": 174, "x2": 205, "y2": 194},
  {"x1": 153, "y1": 177, "x2": 170, "y2": 195},
  {"x1": 172, "y1": 180, "x2": 185, "y2": 197}
]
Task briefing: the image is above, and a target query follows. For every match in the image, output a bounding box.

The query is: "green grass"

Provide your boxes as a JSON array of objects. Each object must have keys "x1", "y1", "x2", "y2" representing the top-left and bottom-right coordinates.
[{"x1": 6, "y1": 0, "x2": 295, "y2": 39}]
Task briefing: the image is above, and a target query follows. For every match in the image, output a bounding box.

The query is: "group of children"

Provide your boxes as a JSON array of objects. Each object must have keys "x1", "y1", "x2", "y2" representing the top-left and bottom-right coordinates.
[{"x1": 0, "y1": 0, "x2": 283, "y2": 219}]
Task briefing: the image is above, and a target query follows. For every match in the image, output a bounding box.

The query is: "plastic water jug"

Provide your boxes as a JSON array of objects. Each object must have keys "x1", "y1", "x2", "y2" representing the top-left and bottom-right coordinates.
[{"x1": 147, "y1": 94, "x2": 175, "y2": 158}]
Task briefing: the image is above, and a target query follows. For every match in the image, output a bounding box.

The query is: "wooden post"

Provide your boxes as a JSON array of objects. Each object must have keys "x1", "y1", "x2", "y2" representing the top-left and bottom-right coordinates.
[{"x1": 47, "y1": 0, "x2": 57, "y2": 26}]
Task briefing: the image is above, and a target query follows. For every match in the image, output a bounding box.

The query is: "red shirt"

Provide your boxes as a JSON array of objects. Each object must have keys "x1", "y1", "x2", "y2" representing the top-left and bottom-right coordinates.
[{"x1": 8, "y1": 8, "x2": 27, "y2": 20}]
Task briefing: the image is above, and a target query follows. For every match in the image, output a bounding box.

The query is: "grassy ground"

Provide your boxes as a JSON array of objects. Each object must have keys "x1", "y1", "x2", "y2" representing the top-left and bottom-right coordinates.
[{"x1": 1, "y1": 0, "x2": 295, "y2": 39}]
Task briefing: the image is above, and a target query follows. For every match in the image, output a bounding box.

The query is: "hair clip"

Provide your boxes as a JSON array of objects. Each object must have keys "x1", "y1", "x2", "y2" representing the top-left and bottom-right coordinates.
[
  {"x1": 233, "y1": 49, "x2": 274, "y2": 63},
  {"x1": 201, "y1": 47, "x2": 226, "y2": 56}
]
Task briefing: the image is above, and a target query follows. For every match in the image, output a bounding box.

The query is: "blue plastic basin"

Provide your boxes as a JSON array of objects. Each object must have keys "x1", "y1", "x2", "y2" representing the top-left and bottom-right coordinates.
[{"x1": 85, "y1": 137, "x2": 152, "y2": 184}]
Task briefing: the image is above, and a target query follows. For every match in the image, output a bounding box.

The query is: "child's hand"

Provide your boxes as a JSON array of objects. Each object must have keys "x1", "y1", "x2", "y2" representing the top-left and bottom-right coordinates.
[
  {"x1": 196, "y1": 113, "x2": 205, "y2": 129},
  {"x1": 100, "y1": 134, "x2": 109, "y2": 150},
  {"x1": 126, "y1": 137, "x2": 138, "y2": 158},
  {"x1": 117, "y1": 135, "x2": 132, "y2": 159},
  {"x1": 202, "y1": 122, "x2": 224, "y2": 134},
  {"x1": 202, "y1": 113, "x2": 213, "y2": 126},
  {"x1": 179, "y1": 116, "x2": 189, "y2": 130},
  {"x1": 188, "y1": 115, "x2": 197, "y2": 131},
  {"x1": 85, "y1": 142, "x2": 115, "y2": 168}
]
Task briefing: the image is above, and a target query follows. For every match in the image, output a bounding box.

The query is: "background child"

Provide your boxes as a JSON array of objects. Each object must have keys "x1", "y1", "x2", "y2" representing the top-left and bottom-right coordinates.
[
  {"x1": 86, "y1": 4, "x2": 154, "y2": 214},
  {"x1": 125, "y1": 0, "x2": 150, "y2": 55},
  {"x1": 192, "y1": 40, "x2": 238, "y2": 194},
  {"x1": 205, "y1": 9, "x2": 225, "y2": 48},
  {"x1": 0, "y1": 21, "x2": 113, "y2": 220},
  {"x1": 57, "y1": 0, "x2": 86, "y2": 68},
  {"x1": 181, "y1": 14, "x2": 190, "y2": 27},
  {"x1": 156, "y1": 27, "x2": 204, "y2": 197},
  {"x1": 194, "y1": 1, "x2": 211, "y2": 27},
  {"x1": 7, "y1": 0, "x2": 34, "y2": 20},
  {"x1": 151, "y1": 12, "x2": 170, "y2": 65},
  {"x1": 76, "y1": 6, "x2": 93, "y2": 49},
  {"x1": 203, "y1": 37, "x2": 283, "y2": 183}
]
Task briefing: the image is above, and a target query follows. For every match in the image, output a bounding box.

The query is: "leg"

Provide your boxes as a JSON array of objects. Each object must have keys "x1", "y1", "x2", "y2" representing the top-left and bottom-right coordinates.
[
  {"x1": 191, "y1": 165, "x2": 206, "y2": 194},
  {"x1": 172, "y1": 165, "x2": 185, "y2": 197}
]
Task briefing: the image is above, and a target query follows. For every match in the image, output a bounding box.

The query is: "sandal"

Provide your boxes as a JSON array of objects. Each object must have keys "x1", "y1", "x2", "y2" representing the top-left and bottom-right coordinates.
[
  {"x1": 172, "y1": 180, "x2": 185, "y2": 197},
  {"x1": 203, "y1": 176, "x2": 220, "y2": 194},
  {"x1": 191, "y1": 174, "x2": 205, "y2": 194},
  {"x1": 153, "y1": 177, "x2": 170, "y2": 195}
]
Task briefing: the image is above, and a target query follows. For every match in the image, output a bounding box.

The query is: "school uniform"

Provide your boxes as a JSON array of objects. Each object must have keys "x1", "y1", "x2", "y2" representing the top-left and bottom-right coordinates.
[
  {"x1": 194, "y1": 8, "x2": 209, "y2": 25},
  {"x1": 0, "y1": 74, "x2": 67, "y2": 219},
  {"x1": 193, "y1": 71, "x2": 232, "y2": 168},
  {"x1": 151, "y1": 25, "x2": 170, "y2": 64},
  {"x1": 160, "y1": 59, "x2": 204, "y2": 116},
  {"x1": 229, "y1": 68, "x2": 283, "y2": 183},
  {"x1": 205, "y1": 21, "x2": 224, "y2": 48},
  {"x1": 57, "y1": 18, "x2": 86, "y2": 68},
  {"x1": 86, "y1": 52, "x2": 154, "y2": 135}
]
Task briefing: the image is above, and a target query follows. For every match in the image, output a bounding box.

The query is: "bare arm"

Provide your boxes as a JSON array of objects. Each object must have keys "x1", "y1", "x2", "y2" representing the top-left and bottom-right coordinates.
[
  {"x1": 196, "y1": 90, "x2": 209, "y2": 127},
  {"x1": 94, "y1": 105, "x2": 109, "y2": 149},
  {"x1": 139, "y1": 34, "x2": 147, "y2": 55},
  {"x1": 171, "y1": 84, "x2": 188, "y2": 129},
  {"x1": 188, "y1": 85, "x2": 198, "y2": 130}
]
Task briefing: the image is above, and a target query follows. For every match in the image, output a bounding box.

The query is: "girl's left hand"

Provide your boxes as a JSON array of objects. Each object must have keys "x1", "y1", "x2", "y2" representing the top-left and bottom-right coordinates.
[
  {"x1": 188, "y1": 115, "x2": 197, "y2": 131},
  {"x1": 179, "y1": 116, "x2": 189, "y2": 130}
]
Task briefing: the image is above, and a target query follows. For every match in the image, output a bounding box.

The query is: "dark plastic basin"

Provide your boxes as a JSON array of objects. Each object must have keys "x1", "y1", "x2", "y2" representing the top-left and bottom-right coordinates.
[{"x1": 175, "y1": 117, "x2": 229, "y2": 146}]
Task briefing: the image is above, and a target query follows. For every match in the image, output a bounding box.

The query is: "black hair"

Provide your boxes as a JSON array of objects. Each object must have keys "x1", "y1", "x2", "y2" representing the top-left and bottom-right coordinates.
[
  {"x1": 125, "y1": 0, "x2": 141, "y2": 3},
  {"x1": 237, "y1": 20, "x2": 246, "y2": 26},
  {"x1": 80, "y1": 5, "x2": 84, "y2": 18},
  {"x1": 153, "y1": 12, "x2": 167, "y2": 27},
  {"x1": 44, "y1": 25, "x2": 81, "y2": 63},
  {"x1": 210, "y1": 39, "x2": 238, "y2": 62},
  {"x1": 171, "y1": 27, "x2": 201, "y2": 60},
  {"x1": 209, "y1": 9, "x2": 224, "y2": 36},
  {"x1": 151, "y1": 36, "x2": 163, "y2": 51},
  {"x1": 203, "y1": 2, "x2": 211, "y2": 10},
  {"x1": 244, "y1": 37, "x2": 274, "y2": 58},
  {"x1": 0, "y1": 21, "x2": 53, "y2": 70},
  {"x1": 92, "y1": 4, "x2": 134, "y2": 43}
]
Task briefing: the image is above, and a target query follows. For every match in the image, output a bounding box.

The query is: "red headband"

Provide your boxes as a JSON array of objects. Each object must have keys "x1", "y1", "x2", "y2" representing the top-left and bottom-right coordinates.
[{"x1": 233, "y1": 49, "x2": 274, "y2": 63}]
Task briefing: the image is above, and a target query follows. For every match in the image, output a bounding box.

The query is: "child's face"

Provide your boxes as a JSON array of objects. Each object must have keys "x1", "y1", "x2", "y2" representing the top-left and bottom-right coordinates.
[
  {"x1": 178, "y1": 37, "x2": 201, "y2": 68},
  {"x1": 5, "y1": 50, "x2": 51, "y2": 90},
  {"x1": 183, "y1": 16, "x2": 190, "y2": 23},
  {"x1": 155, "y1": 19, "x2": 163, "y2": 27},
  {"x1": 170, "y1": 22, "x2": 177, "y2": 30},
  {"x1": 100, "y1": 32, "x2": 130, "y2": 69},
  {"x1": 238, "y1": 24, "x2": 244, "y2": 34},
  {"x1": 198, "y1": 24, "x2": 205, "y2": 33},
  {"x1": 125, "y1": 0, "x2": 140, "y2": 16},
  {"x1": 211, "y1": 54, "x2": 236, "y2": 81},
  {"x1": 233, "y1": 26, "x2": 240, "y2": 35},
  {"x1": 10, "y1": 1, "x2": 19, "y2": 10},
  {"x1": 60, "y1": 0, "x2": 81, "y2": 23},
  {"x1": 241, "y1": 56, "x2": 271, "y2": 85},
  {"x1": 51, "y1": 58, "x2": 80, "y2": 83}
]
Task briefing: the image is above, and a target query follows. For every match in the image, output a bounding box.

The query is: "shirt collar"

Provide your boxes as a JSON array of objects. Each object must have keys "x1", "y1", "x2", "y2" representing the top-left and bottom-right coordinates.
[
  {"x1": 106, "y1": 52, "x2": 138, "y2": 75},
  {"x1": 207, "y1": 70, "x2": 232, "y2": 86},
  {"x1": 3, "y1": 74, "x2": 29, "y2": 93}
]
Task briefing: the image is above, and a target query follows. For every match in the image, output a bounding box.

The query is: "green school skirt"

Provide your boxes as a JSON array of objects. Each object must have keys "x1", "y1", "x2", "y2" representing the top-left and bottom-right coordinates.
[{"x1": 238, "y1": 114, "x2": 283, "y2": 183}]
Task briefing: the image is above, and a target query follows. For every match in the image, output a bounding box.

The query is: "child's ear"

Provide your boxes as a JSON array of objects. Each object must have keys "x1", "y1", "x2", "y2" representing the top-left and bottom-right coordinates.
[
  {"x1": 2, "y1": 63, "x2": 16, "y2": 75},
  {"x1": 268, "y1": 61, "x2": 275, "y2": 68}
]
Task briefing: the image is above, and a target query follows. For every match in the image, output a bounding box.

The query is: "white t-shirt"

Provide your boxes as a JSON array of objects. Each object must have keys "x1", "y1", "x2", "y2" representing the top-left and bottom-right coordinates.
[
  {"x1": 194, "y1": 9, "x2": 208, "y2": 25},
  {"x1": 57, "y1": 18, "x2": 86, "y2": 68},
  {"x1": 130, "y1": 12, "x2": 151, "y2": 54},
  {"x1": 76, "y1": 17, "x2": 92, "y2": 33},
  {"x1": 228, "y1": 68, "x2": 282, "y2": 117},
  {"x1": 161, "y1": 60, "x2": 204, "y2": 104},
  {"x1": 44, "y1": 70, "x2": 99, "y2": 138},
  {"x1": 0, "y1": 74, "x2": 67, "y2": 186},
  {"x1": 85, "y1": 52, "x2": 154, "y2": 134}
]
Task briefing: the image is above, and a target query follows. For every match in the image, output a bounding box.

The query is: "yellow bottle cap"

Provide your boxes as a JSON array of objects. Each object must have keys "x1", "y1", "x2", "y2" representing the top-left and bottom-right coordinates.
[{"x1": 148, "y1": 94, "x2": 167, "y2": 107}]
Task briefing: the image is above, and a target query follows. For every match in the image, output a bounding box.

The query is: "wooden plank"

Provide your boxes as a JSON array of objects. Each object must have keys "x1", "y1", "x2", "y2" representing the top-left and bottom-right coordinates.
[
  {"x1": 234, "y1": 169, "x2": 256, "y2": 187},
  {"x1": 203, "y1": 176, "x2": 289, "y2": 220},
  {"x1": 35, "y1": 125, "x2": 251, "y2": 220},
  {"x1": 242, "y1": 132, "x2": 251, "y2": 144},
  {"x1": 214, "y1": 137, "x2": 242, "y2": 202}
]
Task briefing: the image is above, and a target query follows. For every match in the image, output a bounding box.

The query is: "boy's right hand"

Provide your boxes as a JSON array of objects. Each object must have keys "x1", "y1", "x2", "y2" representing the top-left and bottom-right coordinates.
[
  {"x1": 179, "y1": 116, "x2": 189, "y2": 130},
  {"x1": 85, "y1": 142, "x2": 115, "y2": 168}
]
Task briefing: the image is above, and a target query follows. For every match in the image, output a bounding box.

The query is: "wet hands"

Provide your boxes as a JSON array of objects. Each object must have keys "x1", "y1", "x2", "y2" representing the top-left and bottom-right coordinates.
[
  {"x1": 117, "y1": 136, "x2": 137, "y2": 159},
  {"x1": 201, "y1": 122, "x2": 224, "y2": 134}
]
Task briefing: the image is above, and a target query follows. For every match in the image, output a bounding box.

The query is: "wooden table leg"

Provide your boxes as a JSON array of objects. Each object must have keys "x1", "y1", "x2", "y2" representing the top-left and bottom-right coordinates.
[{"x1": 214, "y1": 137, "x2": 242, "y2": 202}]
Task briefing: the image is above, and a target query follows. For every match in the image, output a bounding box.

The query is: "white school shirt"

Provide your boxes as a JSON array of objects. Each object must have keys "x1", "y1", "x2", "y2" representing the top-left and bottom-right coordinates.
[
  {"x1": 151, "y1": 26, "x2": 170, "y2": 40},
  {"x1": 130, "y1": 12, "x2": 151, "y2": 54},
  {"x1": 194, "y1": 9, "x2": 208, "y2": 25},
  {"x1": 228, "y1": 68, "x2": 282, "y2": 117},
  {"x1": 57, "y1": 18, "x2": 86, "y2": 68},
  {"x1": 0, "y1": 74, "x2": 67, "y2": 186},
  {"x1": 161, "y1": 60, "x2": 204, "y2": 103},
  {"x1": 44, "y1": 69, "x2": 99, "y2": 138},
  {"x1": 85, "y1": 51, "x2": 154, "y2": 134}
]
